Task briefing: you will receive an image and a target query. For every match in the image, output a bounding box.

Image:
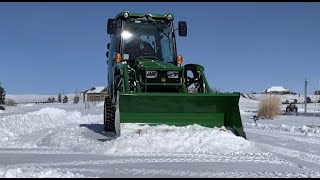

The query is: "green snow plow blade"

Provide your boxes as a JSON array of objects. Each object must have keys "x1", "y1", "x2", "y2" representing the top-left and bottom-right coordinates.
[{"x1": 119, "y1": 92, "x2": 246, "y2": 139}]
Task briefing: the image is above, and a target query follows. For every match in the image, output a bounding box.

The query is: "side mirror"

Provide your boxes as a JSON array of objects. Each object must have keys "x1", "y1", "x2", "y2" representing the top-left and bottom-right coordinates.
[
  {"x1": 107, "y1": 19, "x2": 117, "y2": 34},
  {"x1": 106, "y1": 51, "x2": 109, "y2": 58},
  {"x1": 107, "y1": 43, "x2": 110, "y2": 50},
  {"x1": 178, "y1": 21, "x2": 187, "y2": 37}
]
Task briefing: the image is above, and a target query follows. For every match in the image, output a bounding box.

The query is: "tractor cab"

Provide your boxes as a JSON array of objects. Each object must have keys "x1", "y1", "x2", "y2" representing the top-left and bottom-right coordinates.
[{"x1": 106, "y1": 11, "x2": 187, "y2": 66}]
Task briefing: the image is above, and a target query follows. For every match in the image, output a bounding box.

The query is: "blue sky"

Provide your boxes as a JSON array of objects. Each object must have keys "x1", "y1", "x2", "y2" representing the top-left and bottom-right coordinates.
[{"x1": 1, "y1": 2, "x2": 320, "y2": 95}]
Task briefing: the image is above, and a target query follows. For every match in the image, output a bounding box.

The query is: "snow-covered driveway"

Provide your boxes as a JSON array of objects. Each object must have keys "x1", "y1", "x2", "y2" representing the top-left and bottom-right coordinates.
[{"x1": 1, "y1": 102, "x2": 320, "y2": 178}]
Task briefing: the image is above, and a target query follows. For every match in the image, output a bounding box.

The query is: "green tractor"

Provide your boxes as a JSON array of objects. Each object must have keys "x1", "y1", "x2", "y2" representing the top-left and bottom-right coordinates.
[{"x1": 104, "y1": 11, "x2": 246, "y2": 139}]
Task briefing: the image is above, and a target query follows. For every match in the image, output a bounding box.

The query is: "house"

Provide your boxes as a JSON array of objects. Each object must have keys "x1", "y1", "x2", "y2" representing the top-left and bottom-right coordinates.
[
  {"x1": 83, "y1": 86, "x2": 108, "y2": 101},
  {"x1": 262, "y1": 86, "x2": 292, "y2": 95}
]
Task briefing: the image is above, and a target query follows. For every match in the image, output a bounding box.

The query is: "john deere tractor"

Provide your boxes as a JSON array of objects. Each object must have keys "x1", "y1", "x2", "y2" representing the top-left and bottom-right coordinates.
[{"x1": 104, "y1": 11, "x2": 246, "y2": 138}]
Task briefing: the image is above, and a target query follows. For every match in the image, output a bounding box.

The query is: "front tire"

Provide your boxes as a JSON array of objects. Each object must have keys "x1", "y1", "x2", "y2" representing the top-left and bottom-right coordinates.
[{"x1": 103, "y1": 96, "x2": 116, "y2": 133}]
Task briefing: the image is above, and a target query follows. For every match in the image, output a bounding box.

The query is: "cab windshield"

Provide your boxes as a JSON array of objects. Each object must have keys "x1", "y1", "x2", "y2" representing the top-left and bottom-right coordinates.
[{"x1": 122, "y1": 18, "x2": 174, "y2": 63}]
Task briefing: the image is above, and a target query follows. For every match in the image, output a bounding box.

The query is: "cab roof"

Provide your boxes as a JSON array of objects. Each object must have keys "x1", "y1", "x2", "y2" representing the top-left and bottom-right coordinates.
[{"x1": 114, "y1": 11, "x2": 174, "y2": 20}]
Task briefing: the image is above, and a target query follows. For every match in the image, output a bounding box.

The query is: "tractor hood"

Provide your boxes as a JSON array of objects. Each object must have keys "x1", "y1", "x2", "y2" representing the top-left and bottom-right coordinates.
[{"x1": 134, "y1": 58, "x2": 181, "y2": 70}]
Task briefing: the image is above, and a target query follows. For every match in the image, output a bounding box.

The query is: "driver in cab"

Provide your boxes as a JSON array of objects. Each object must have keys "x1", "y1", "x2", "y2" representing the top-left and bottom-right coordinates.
[{"x1": 123, "y1": 33, "x2": 155, "y2": 61}]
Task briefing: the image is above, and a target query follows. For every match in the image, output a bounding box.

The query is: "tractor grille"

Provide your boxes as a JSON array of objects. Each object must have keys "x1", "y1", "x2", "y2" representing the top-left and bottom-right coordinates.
[{"x1": 144, "y1": 70, "x2": 181, "y2": 83}]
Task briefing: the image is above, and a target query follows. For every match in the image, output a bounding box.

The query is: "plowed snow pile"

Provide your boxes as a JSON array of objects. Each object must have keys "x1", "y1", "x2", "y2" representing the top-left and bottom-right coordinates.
[{"x1": 0, "y1": 107, "x2": 254, "y2": 154}]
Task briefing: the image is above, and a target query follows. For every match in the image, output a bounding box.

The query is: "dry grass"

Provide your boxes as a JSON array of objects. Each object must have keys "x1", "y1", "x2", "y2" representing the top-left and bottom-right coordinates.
[{"x1": 257, "y1": 95, "x2": 281, "y2": 119}]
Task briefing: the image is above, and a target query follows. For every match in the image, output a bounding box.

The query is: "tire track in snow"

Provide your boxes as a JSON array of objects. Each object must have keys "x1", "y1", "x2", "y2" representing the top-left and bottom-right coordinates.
[
  {"x1": 103, "y1": 151, "x2": 293, "y2": 166},
  {"x1": 9, "y1": 153, "x2": 294, "y2": 169},
  {"x1": 244, "y1": 123, "x2": 320, "y2": 139},
  {"x1": 246, "y1": 128, "x2": 320, "y2": 145},
  {"x1": 0, "y1": 166, "x2": 87, "y2": 178},
  {"x1": 114, "y1": 168, "x2": 320, "y2": 178},
  {"x1": 246, "y1": 129, "x2": 320, "y2": 173},
  {"x1": 6, "y1": 155, "x2": 302, "y2": 178},
  {"x1": 5, "y1": 165, "x2": 317, "y2": 178},
  {"x1": 0, "y1": 148, "x2": 84, "y2": 154},
  {"x1": 256, "y1": 142, "x2": 320, "y2": 167}
]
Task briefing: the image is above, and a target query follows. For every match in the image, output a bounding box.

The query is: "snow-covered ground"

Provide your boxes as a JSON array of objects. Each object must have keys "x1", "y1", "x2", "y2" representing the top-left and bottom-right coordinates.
[
  {"x1": 6, "y1": 94, "x2": 82, "y2": 104},
  {"x1": 0, "y1": 94, "x2": 320, "y2": 177}
]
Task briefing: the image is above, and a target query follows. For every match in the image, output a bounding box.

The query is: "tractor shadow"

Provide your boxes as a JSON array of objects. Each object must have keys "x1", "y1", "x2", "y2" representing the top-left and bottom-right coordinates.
[{"x1": 79, "y1": 123, "x2": 117, "y2": 142}]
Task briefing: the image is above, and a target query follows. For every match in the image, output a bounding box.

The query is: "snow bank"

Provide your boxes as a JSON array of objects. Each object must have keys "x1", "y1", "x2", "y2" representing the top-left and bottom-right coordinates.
[
  {"x1": 105, "y1": 124, "x2": 253, "y2": 154},
  {"x1": 244, "y1": 122, "x2": 320, "y2": 135},
  {"x1": 28, "y1": 107, "x2": 69, "y2": 119},
  {"x1": 0, "y1": 108, "x2": 96, "y2": 145},
  {"x1": 0, "y1": 106, "x2": 253, "y2": 154},
  {"x1": 51, "y1": 124, "x2": 254, "y2": 154},
  {"x1": 20, "y1": 104, "x2": 34, "y2": 107}
]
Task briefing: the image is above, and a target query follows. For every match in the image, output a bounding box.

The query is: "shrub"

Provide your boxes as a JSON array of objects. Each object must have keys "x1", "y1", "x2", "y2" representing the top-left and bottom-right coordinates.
[
  {"x1": 5, "y1": 99, "x2": 17, "y2": 106},
  {"x1": 257, "y1": 96, "x2": 281, "y2": 119},
  {"x1": 47, "y1": 97, "x2": 55, "y2": 103},
  {"x1": 62, "y1": 95, "x2": 68, "y2": 103},
  {"x1": 283, "y1": 100, "x2": 289, "y2": 104},
  {"x1": 306, "y1": 96, "x2": 312, "y2": 103},
  {"x1": 73, "y1": 96, "x2": 80, "y2": 104},
  {"x1": 58, "y1": 93, "x2": 62, "y2": 103},
  {"x1": 0, "y1": 83, "x2": 5, "y2": 105}
]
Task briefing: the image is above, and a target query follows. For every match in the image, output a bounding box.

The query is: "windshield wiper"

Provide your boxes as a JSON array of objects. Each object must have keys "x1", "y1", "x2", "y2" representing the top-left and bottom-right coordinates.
[{"x1": 145, "y1": 14, "x2": 170, "y2": 39}]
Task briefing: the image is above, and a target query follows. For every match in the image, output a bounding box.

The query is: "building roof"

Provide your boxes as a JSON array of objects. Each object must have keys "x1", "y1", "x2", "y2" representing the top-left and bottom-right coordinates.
[
  {"x1": 86, "y1": 87, "x2": 107, "y2": 94},
  {"x1": 263, "y1": 86, "x2": 290, "y2": 93}
]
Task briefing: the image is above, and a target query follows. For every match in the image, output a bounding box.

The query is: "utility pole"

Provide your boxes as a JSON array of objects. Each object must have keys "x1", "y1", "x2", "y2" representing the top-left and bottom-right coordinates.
[{"x1": 305, "y1": 78, "x2": 307, "y2": 115}]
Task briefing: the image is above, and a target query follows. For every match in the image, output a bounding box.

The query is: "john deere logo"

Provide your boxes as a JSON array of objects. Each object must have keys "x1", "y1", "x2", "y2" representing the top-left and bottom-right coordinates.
[{"x1": 161, "y1": 78, "x2": 166, "y2": 82}]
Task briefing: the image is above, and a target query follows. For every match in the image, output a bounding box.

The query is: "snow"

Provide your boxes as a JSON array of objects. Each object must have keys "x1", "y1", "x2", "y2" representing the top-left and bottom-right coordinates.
[
  {"x1": 263, "y1": 86, "x2": 290, "y2": 93},
  {"x1": 21, "y1": 104, "x2": 34, "y2": 107},
  {"x1": 96, "y1": 102, "x2": 104, "y2": 107},
  {"x1": 1, "y1": 94, "x2": 320, "y2": 177},
  {"x1": 0, "y1": 107, "x2": 252, "y2": 153},
  {"x1": 0, "y1": 167, "x2": 85, "y2": 178},
  {"x1": 96, "y1": 124, "x2": 253, "y2": 154},
  {"x1": 241, "y1": 93, "x2": 320, "y2": 103},
  {"x1": 86, "y1": 87, "x2": 106, "y2": 94},
  {"x1": 6, "y1": 94, "x2": 82, "y2": 104}
]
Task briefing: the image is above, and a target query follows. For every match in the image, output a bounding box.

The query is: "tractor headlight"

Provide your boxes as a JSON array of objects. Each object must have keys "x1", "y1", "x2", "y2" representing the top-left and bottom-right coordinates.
[
  {"x1": 146, "y1": 71, "x2": 158, "y2": 78},
  {"x1": 166, "y1": 14, "x2": 173, "y2": 21},
  {"x1": 123, "y1": 11, "x2": 129, "y2": 19},
  {"x1": 167, "y1": 71, "x2": 179, "y2": 78}
]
